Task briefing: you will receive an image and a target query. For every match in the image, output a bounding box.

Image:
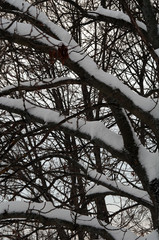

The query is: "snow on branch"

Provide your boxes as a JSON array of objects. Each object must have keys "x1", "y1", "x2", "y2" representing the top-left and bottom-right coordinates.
[
  {"x1": 3, "y1": 0, "x2": 77, "y2": 46},
  {"x1": 0, "y1": 97, "x2": 124, "y2": 155},
  {"x1": 0, "y1": 97, "x2": 159, "y2": 181},
  {"x1": 0, "y1": 18, "x2": 61, "y2": 48},
  {"x1": 89, "y1": 6, "x2": 147, "y2": 31},
  {"x1": 2, "y1": 0, "x2": 159, "y2": 131},
  {"x1": 138, "y1": 145, "x2": 159, "y2": 182},
  {"x1": 0, "y1": 200, "x2": 152, "y2": 240},
  {"x1": 1, "y1": 2, "x2": 159, "y2": 180},
  {"x1": 0, "y1": 77, "x2": 79, "y2": 97},
  {"x1": 68, "y1": 47, "x2": 159, "y2": 120},
  {"x1": 2, "y1": 14, "x2": 159, "y2": 127},
  {"x1": 81, "y1": 166, "x2": 152, "y2": 208}
]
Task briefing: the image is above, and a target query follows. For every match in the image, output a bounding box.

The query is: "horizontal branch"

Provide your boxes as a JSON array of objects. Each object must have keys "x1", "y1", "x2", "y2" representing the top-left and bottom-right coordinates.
[
  {"x1": 0, "y1": 201, "x2": 144, "y2": 240},
  {"x1": 83, "y1": 166, "x2": 152, "y2": 209},
  {"x1": 51, "y1": 0, "x2": 147, "y2": 32},
  {"x1": 4, "y1": 150, "x2": 152, "y2": 208},
  {"x1": 0, "y1": 97, "x2": 125, "y2": 159},
  {"x1": 89, "y1": 6, "x2": 146, "y2": 31},
  {"x1": 0, "y1": 77, "x2": 81, "y2": 97}
]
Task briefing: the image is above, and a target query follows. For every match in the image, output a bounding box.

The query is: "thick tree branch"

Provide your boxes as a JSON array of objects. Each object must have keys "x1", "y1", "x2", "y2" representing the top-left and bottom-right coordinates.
[
  {"x1": 0, "y1": 201, "x2": 145, "y2": 240},
  {"x1": 0, "y1": 97, "x2": 125, "y2": 159},
  {"x1": 136, "y1": 0, "x2": 159, "y2": 49}
]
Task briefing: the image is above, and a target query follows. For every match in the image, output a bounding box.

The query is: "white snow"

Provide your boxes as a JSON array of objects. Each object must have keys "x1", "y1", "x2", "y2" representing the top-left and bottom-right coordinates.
[
  {"x1": 0, "y1": 97, "x2": 124, "y2": 152},
  {"x1": 2, "y1": 0, "x2": 159, "y2": 183},
  {"x1": 0, "y1": 18, "x2": 61, "y2": 48},
  {"x1": 1, "y1": 1, "x2": 159, "y2": 239},
  {"x1": 138, "y1": 146, "x2": 159, "y2": 181},
  {"x1": 86, "y1": 184, "x2": 111, "y2": 195},
  {"x1": 91, "y1": 6, "x2": 147, "y2": 31},
  {"x1": 80, "y1": 121, "x2": 123, "y2": 151},
  {"x1": 1, "y1": 95, "x2": 159, "y2": 181},
  {"x1": 68, "y1": 45, "x2": 159, "y2": 121},
  {"x1": 3, "y1": 0, "x2": 159, "y2": 122},
  {"x1": 0, "y1": 200, "x2": 156, "y2": 240},
  {"x1": 5, "y1": 0, "x2": 77, "y2": 47},
  {"x1": 85, "y1": 168, "x2": 152, "y2": 205}
]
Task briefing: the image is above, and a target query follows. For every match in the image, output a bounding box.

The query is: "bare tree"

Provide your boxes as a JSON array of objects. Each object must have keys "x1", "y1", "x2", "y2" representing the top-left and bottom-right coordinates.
[{"x1": 0, "y1": 0, "x2": 159, "y2": 239}]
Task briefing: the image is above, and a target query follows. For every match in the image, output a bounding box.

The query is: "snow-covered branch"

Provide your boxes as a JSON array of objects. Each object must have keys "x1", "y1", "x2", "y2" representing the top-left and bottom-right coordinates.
[
  {"x1": 0, "y1": 17, "x2": 61, "y2": 48},
  {"x1": 1, "y1": 0, "x2": 159, "y2": 138},
  {"x1": 1, "y1": 0, "x2": 159, "y2": 237},
  {"x1": 1, "y1": 0, "x2": 159, "y2": 183},
  {"x1": 83, "y1": 166, "x2": 152, "y2": 208},
  {"x1": 89, "y1": 6, "x2": 147, "y2": 31},
  {"x1": 0, "y1": 97, "x2": 125, "y2": 158},
  {"x1": 0, "y1": 77, "x2": 80, "y2": 97},
  {"x1": 0, "y1": 201, "x2": 153, "y2": 240}
]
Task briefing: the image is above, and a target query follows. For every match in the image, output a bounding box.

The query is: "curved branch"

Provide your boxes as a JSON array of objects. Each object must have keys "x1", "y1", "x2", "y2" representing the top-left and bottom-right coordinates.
[
  {"x1": 0, "y1": 201, "x2": 143, "y2": 240},
  {"x1": 0, "y1": 77, "x2": 81, "y2": 97},
  {"x1": 1, "y1": 150, "x2": 151, "y2": 209},
  {"x1": 84, "y1": 167, "x2": 152, "y2": 209},
  {"x1": 0, "y1": 97, "x2": 125, "y2": 159}
]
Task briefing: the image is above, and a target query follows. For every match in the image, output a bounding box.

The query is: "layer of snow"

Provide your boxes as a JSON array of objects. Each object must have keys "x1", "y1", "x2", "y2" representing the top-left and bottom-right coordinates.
[
  {"x1": 5, "y1": 0, "x2": 77, "y2": 47},
  {"x1": 138, "y1": 146, "x2": 159, "y2": 181},
  {"x1": 85, "y1": 168, "x2": 152, "y2": 205},
  {"x1": 3, "y1": 0, "x2": 159, "y2": 122},
  {"x1": 2, "y1": 0, "x2": 159, "y2": 183},
  {"x1": 91, "y1": 6, "x2": 147, "y2": 31},
  {"x1": 0, "y1": 18, "x2": 61, "y2": 48},
  {"x1": 1, "y1": 95, "x2": 159, "y2": 181},
  {"x1": 69, "y1": 47, "x2": 159, "y2": 120},
  {"x1": 0, "y1": 97, "x2": 124, "y2": 152},
  {"x1": 0, "y1": 200, "x2": 156, "y2": 240},
  {"x1": 1, "y1": 2, "x2": 159, "y2": 239}
]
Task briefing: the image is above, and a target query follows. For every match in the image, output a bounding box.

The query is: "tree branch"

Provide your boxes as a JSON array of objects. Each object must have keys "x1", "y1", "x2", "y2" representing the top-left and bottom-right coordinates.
[{"x1": 0, "y1": 201, "x2": 143, "y2": 240}]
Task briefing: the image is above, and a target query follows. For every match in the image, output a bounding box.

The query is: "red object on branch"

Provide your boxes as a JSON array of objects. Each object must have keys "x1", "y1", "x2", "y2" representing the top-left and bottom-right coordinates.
[
  {"x1": 49, "y1": 44, "x2": 69, "y2": 65},
  {"x1": 58, "y1": 44, "x2": 69, "y2": 64},
  {"x1": 49, "y1": 50, "x2": 57, "y2": 64}
]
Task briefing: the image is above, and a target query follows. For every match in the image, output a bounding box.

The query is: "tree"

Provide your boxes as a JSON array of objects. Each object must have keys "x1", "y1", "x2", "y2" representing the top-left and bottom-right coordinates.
[{"x1": 0, "y1": 0, "x2": 159, "y2": 239}]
